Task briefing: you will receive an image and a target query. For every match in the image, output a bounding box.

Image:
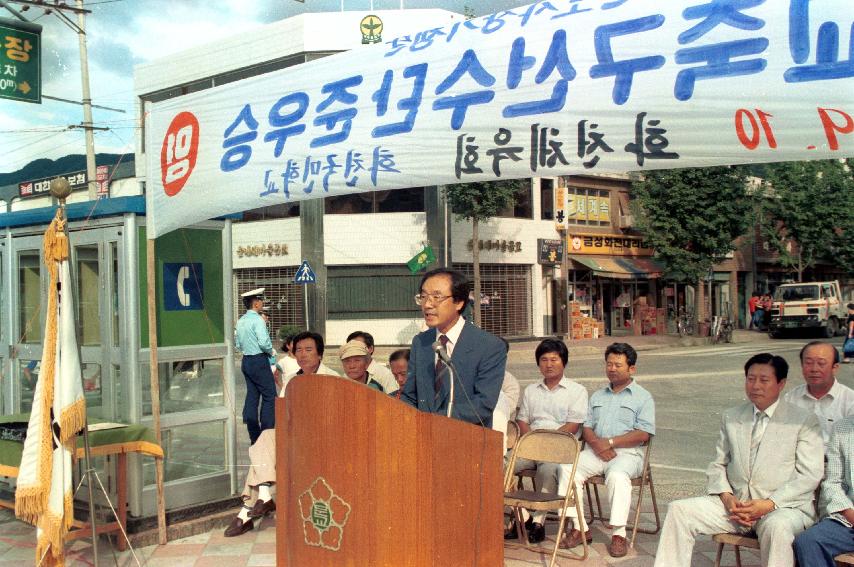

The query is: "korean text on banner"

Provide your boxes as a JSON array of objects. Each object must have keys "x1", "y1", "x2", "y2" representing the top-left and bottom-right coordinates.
[{"x1": 145, "y1": 0, "x2": 854, "y2": 239}]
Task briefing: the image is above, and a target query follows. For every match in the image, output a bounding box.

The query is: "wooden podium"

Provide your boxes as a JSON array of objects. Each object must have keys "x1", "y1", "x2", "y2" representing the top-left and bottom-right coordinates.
[{"x1": 275, "y1": 374, "x2": 503, "y2": 566}]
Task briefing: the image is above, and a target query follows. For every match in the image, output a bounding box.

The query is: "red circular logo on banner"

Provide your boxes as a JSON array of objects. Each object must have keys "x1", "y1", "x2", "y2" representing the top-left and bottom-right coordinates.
[{"x1": 160, "y1": 111, "x2": 200, "y2": 197}]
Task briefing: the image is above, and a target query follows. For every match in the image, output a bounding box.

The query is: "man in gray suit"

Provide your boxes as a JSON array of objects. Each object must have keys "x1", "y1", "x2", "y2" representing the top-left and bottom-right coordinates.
[
  {"x1": 654, "y1": 353, "x2": 824, "y2": 567},
  {"x1": 401, "y1": 268, "x2": 506, "y2": 427}
]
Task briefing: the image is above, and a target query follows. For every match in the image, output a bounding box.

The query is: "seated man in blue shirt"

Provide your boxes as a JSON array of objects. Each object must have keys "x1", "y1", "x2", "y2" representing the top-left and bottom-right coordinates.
[
  {"x1": 558, "y1": 342, "x2": 655, "y2": 558},
  {"x1": 794, "y1": 415, "x2": 854, "y2": 566}
]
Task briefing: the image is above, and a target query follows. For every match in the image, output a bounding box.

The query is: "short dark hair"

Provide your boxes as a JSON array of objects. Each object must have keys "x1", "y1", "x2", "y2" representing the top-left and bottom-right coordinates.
[
  {"x1": 847, "y1": 302, "x2": 854, "y2": 310},
  {"x1": 799, "y1": 341, "x2": 840, "y2": 364},
  {"x1": 535, "y1": 338, "x2": 569, "y2": 366},
  {"x1": 744, "y1": 353, "x2": 788, "y2": 382},
  {"x1": 605, "y1": 342, "x2": 638, "y2": 366},
  {"x1": 346, "y1": 331, "x2": 374, "y2": 349},
  {"x1": 389, "y1": 349, "x2": 410, "y2": 363},
  {"x1": 420, "y1": 268, "x2": 470, "y2": 314},
  {"x1": 293, "y1": 331, "x2": 325, "y2": 357}
]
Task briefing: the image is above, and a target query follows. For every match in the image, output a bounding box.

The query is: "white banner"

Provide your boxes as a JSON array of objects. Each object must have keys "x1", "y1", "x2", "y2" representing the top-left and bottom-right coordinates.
[{"x1": 146, "y1": 0, "x2": 854, "y2": 238}]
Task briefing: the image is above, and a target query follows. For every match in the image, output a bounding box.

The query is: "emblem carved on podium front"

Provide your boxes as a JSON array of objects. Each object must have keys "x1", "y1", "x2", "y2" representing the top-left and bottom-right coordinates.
[{"x1": 298, "y1": 477, "x2": 351, "y2": 551}]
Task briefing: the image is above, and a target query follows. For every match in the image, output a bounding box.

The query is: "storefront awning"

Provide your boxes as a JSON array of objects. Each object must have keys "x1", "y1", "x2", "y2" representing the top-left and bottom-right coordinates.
[{"x1": 571, "y1": 256, "x2": 664, "y2": 279}]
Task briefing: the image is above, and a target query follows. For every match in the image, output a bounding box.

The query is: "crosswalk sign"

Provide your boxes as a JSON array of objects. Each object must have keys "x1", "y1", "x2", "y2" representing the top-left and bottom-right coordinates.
[{"x1": 294, "y1": 260, "x2": 316, "y2": 284}]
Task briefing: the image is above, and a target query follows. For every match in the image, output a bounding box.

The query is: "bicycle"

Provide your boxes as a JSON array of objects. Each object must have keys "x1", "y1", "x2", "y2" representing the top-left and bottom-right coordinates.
[
  {"x1": 677, "y1": 308, "x2": 695, "y2": 337},
  {"x1": 711, "y1": 315, "x2": 734, "y2": 344}
]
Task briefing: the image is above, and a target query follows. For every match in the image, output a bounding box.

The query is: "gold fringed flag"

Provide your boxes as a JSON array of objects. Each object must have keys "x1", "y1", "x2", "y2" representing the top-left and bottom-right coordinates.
[{"x1": 15, "y1": 211, "x2": 86, "y2": 567}]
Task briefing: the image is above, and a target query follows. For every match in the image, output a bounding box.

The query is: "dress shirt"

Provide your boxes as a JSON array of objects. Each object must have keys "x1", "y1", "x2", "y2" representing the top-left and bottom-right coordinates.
[
  {"x1": 276, "y1": 355, "x2": 301, "y2": 377},
  {"x1": 435, "y1": 315, "x2": 465, "y2": 363},
  {"x1": 234, "y1": 310, "x2": 272, "y2": 355},
  {"x1": 753, "y1": 399, "x2": 779, "y2": 432},
  {"x1": 820, "y1": 416, "x2": 854, "y2": 526},
  {"x1": 517, "y1": 377, "x2": 588, "y2": 433},
  {"x1": 367, "y1": 359, "x2": 399, "y2": 394},
  {"x1": 501, "y1": 371, "x2": 521, "y2": 413},
  {"x1": 584, "y1": 380, "x2": 655, "y2": 457},
  {"x1": 785, "y1": 380, "x2": 854, "y2": 445}
]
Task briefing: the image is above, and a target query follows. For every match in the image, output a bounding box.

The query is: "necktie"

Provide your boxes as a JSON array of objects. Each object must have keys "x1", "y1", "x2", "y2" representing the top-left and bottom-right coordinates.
[
  {"x1": 749, "y1": 411, "x2": 767, "y2": 470},
  {"x1": 434, "y1": 334, "x2": 449, "y2": 399}
]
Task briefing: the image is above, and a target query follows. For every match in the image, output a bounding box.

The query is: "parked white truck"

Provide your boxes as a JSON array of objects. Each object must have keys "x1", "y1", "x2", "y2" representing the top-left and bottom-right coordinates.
[{"x1": 768, "y1": 280, "x2": 846, "y2": 338}]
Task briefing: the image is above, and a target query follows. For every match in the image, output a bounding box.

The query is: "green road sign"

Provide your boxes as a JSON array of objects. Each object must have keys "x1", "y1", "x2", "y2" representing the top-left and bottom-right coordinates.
[{"x1": 0, "y1": 18, "x2": 41, "y2": 104}]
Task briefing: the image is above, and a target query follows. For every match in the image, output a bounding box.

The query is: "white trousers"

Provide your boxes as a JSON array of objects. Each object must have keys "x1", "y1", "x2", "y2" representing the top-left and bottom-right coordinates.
[
  {"x1": 653, "y1": 495, "x2": 812, "y2": 567},
  {"x1": 557, "y1": 447, "x2": 643, "y2": 538}
]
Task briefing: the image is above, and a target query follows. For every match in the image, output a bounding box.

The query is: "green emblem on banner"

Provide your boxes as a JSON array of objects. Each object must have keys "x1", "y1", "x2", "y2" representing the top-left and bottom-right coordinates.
[
  {"x1": 407, "y1": 245, "x2": 436, "y2": 274},
  {"x1": 298, "y1": 477, "x2": 351, "y2": 552}
]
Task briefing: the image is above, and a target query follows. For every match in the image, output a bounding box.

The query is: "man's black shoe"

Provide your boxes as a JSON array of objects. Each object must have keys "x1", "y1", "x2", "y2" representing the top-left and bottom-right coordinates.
[
  {"x1": 504, "y1": 516, "x2": 533, "y2": 540},
  {"x1": 527, "y1": 522, "x2": 546, "y2": 544}
]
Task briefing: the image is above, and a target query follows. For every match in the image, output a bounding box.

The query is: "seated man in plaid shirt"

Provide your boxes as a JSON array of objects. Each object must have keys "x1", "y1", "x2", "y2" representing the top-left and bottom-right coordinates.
[{"x1": 794, "y1": 416, "x2": 854, "y2": 565}]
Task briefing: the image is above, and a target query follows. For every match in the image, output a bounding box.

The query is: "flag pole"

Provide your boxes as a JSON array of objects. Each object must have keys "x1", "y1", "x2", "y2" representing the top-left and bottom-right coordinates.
[{"x1": 49, "y1": 178, "x2": 99, "y2": 566}]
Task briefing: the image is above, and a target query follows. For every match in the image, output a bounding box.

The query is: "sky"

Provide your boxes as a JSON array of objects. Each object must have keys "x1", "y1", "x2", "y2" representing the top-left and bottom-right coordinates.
[{"x1": 0, "y1": 0, "x2": 530, "y2": 175}]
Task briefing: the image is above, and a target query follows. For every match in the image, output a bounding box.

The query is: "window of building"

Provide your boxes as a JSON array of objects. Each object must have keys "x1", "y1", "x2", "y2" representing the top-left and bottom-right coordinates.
[
  {"x1": 566, "y1": 187, "x2": 611, "y2": 226},
  {"x1": 325, "y1": 187, "x2": 424, "y2": 214},
  {"x1": 496, "y1": 181, "x2": 533, "y2": 219},
  {"x1": 327, "y1": 265, "x2": 421, "y2": 320},
  {"x1": 540, "y1": 179, "x2": 554, "y2": 220},
  {"x1": 241, "y1": 203, "x2": 300, "y2": 221}
]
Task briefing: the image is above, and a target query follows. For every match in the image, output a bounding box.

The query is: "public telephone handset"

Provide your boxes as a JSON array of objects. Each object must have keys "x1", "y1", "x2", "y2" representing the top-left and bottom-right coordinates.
[{"x1": 177, "y1": 265, "x2": 191, "y2": 307}]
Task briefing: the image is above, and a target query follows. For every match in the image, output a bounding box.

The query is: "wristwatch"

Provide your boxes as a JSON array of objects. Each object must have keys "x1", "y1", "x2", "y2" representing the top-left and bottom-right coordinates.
[{"x1": 608, "y1": 438, "x2": 614, "y2": 447}]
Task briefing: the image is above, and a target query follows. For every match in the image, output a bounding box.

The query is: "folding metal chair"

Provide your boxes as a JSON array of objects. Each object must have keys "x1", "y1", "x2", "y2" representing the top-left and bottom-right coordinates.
[
  {"x1": 583, "y1": 439, "x2": 661, "y2": 547},
  {"x1": 503, "y1": 430, "x2": 587, "y2": 566}
]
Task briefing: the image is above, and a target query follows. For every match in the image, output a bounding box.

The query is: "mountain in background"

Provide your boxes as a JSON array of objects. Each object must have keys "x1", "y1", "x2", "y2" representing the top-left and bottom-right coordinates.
[{"x1": 0, "y1": 154, "x2": 133, "y2": 187}]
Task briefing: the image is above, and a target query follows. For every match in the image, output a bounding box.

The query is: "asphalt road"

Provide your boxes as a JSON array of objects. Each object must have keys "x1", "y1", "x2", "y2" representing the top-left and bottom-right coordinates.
[{"x1": 504, "y1": 335, "x2": 853, "y2": 503}]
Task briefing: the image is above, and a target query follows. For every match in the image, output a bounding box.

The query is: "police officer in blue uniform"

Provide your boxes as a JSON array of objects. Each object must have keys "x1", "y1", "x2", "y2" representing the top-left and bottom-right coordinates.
[{"x1": 235, "y1": 288, "x2": 276, "y2": 444}]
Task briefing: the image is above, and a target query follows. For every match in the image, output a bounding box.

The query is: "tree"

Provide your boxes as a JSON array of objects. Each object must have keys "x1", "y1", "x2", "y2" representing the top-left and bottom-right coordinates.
[
  {"x1": 759, "y1": 159, "x2": 854, "y2": 281},
  {"x1": 444, "y1": 179, "x2": 525, "y2": 325},
  {"x1": 630, "y1": 166, "x2": 756, "y2": 317}
]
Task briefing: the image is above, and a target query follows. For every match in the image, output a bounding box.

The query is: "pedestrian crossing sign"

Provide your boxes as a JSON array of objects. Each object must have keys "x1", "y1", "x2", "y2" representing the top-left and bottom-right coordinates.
[{"x1": 294, "y1": 260, "x2": 316, "y2": 284}]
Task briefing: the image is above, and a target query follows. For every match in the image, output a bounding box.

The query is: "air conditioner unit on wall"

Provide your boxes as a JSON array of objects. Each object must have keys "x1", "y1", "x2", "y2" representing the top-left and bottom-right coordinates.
[{"x1": 618, "y1": 214, "x2": 634, "y2": 228}]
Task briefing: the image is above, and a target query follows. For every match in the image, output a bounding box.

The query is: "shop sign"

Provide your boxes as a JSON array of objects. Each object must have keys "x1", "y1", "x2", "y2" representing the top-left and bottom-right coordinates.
[
  {"x1": 236, "y1": 243, "x2": 289, "y2": 258},
  {"x1": 537, "y1": 238, "x2": 563, "y2": 264},
  {"x1": 18, "y1": 166, "x2": 110, "y2": 199},
  {"x1": 568, "y1": 233, "x2": 653, "y2": 257},
  {"x1": 467, "y1": 239, "x2": 522, "y2": 253},
  {"x1": 554, "y1": 185, "x2": 567, "y2": 230},
  {"x1": 163, "y1": 263, "x2": 204, "y2": 311},
  {"x1": 567, "y1": 192, "x2": 610, "y2": 223}
]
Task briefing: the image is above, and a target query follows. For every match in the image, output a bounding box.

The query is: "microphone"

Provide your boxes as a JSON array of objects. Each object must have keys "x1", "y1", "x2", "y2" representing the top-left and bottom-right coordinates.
[
  {"x1": 431, "y1": 339, "x2": 456, "y2": 418},
  {"x1": 432, "y1": 340, "x2": 451, "y2": 363}
]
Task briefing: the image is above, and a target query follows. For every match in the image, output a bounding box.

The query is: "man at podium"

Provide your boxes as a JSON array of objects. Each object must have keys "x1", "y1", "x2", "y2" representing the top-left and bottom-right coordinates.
[{"x1": 401, "y1": 268, "x2": 506, "y2": 427}]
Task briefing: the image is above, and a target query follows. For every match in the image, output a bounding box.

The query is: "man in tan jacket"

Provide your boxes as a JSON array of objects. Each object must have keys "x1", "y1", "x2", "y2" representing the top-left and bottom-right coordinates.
[{"x1": 654, "y1": 352, "x2": 824, "y2": 567}]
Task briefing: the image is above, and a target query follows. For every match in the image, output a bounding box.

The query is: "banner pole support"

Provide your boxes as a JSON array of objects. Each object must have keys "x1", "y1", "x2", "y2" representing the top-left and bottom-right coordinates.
[{"x1": 146, "y1": 237, "x2": 168, "y2": 545}]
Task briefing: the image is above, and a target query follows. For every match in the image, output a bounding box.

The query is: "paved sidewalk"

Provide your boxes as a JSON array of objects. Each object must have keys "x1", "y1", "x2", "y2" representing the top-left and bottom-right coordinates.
[
  {"x1": 0, "y1": 330, "x2": 776, "y2": 566},
  {"x1": 0, "y1": 504, "x2": 763, "y2": 566}
]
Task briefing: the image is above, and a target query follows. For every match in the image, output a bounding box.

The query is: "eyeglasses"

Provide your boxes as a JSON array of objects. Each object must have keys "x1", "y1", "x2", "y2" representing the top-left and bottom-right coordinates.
[{"x1": 414, "y1": 293, "x2": 453, "y2": 306}]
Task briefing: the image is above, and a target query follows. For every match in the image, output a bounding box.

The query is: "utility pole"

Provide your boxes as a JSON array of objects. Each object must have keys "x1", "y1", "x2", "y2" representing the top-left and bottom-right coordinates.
[{"x1": 75, "y1": 0, "x2": 97, "y2": 200}]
